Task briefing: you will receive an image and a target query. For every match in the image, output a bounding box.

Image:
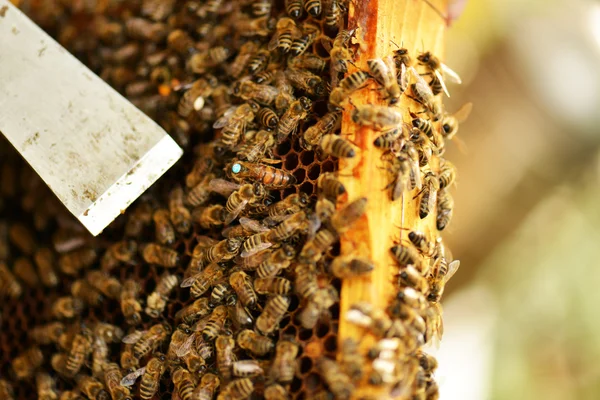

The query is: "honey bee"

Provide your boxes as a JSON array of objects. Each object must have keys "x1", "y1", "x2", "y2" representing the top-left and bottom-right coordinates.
[
  {"x1": 229, "y1": 271, "x2": 258, "y2": 308},
  {"x1": 29, "y1": 322, "x2": 65, "y2": 345},
  {"x1": 211, "y1": 283, "x2": 236, "y2": 307},
  {"x1": 172, "y1": 367, "x2": 197, "y2": 400},
  {"x1": 265, "y1": 193, "x2": 310, "y2": 225},
  {"x1": 246, "y1": 49, "x2": 271, "y2": 75},
  {"x1": 233, "y1": 80, "x2": 279, "y2": 106},
  {"x1": 290, "y1": 21, "x2": 320, "y2": 56},
  {"x1": 285, "y1": 68, "x2": 326, "y2": 97},
  {"x1": 441, "y1": 102, "x2": 473, "y2": 140},
  {"x1": 368, "y1": 56, "x2": 401, "y2": 104},
  {"x1": 86, "y1": 270, "x2": 123, "y2": 300},
  {"x1": 255, "y1": 107, "x2": 279, "y2": 130},
  {"x1": 346, "y1": 302, "x2": 392, "y2": 337},
  {"x1": 298, "y1": 228, "x2": 337, "y2": 264},
  {"x1": 91, "y1": 336, "x2": 109, "y2": 379},
  {"x1": 254, "y1": 276, "x2": 292, "y2": 295},
  {"x1": 101, "y1": 240, "x2": 138, "y2": 272},
  {"x1": 276, "y1": 96, "x2": 312, "y2": 143},
  {"x1": 428, "y1": 255, "x2": 460, "y2": 302},
  {"x1": 103, "y1": 362, "x2": 132, "y2": 400},
  {"x1": 175, "y1": 298, "x2": 212, "y2": 324},
  {"x1": 168, "y1": 186, "x2": 192, "y2": 234},
  {"x1": 0, "y1": 379, "x2": 14, "y2": 400},
  {"x1": 191, "y1": 204, "x2": 225, "y2": 229},
  {"x1": 202, "y1": 305, "x2": 229, "y2": 341},
  {"x1": 264, "y1": 384, "x2": 288, "y2": 400},
  {"x1": 391, "y1": 244, "x2": 424, "y2": 270},
  {"x1": 213, "y1": 102, "x2": 258, "y2": 149},
  {"x1": 329, "y1": 71, "x2": 371, "y2": 108},
  {"x1": 223, "y1": 183, "x2": 267, "y2": 224},
  {"x1": 177, "y1": 78, "x2": 217, "y2": 118},
  {"x1": 0, "y1": 261, "x2": 22, "y2": 298},
  {"x1": 303, "y1": 112, "x2": 341, "y2": 150},
  {"x1": 323, "y1": 0, "x2": 342, "y2": 30},
  {"x1": 237, "y1": 329, "x2": 274, "y2": 356},
  {"x1": 397, "y1": 286, "x2": 428, "y2": 311},
  {"x1": 191, "y1": 238, "x2": 242, "y2": 270},
  {"x1": 120, "y1": 345, "x2": 139, "y2": 375},
  {"x1": 331, "y1": 255, "x2": 374, "y2": 278},
  {"x1": 8, "y1": 223, "x2": 36, "y2": 254},
  {"x1": 330, "y1": 197, "x2": 368, "y2": 234},
  {"x1": 436, "y1": 189, "x2": 454, "y2": 231},
  {"x1": 227, "y1": 161, "x2": 296, "y2": 189},
  {"x1": 76, "y1": 375, "x2": 110, "y2": 400},
  {"x1": 317, "y1": 172, "x2": 346, "y2": 200},
  {"x1": 124, "y1": 201, "x2": 153, "y2": 238},
  {"x1": 274, "y1": 71, "x2": 295, "y2": 111},
  {"x1": 285, "y1": 0, "x2": 303, "y2": 19},
  {"x1": 219, "y1": 378, "x2": 254, "y2": 400},
  {"x1": 122, "y1": 323, "x2": 171, "y2": 360},
  {"x1": 153, "y1": 208, "x2": 176, "y2": 246},
  {"x1": 189, "y1": 47, "x2": 231, "y2": 74},
  {"x1": 216, "y1": 335, "x2": 235, "y2": 380},
  {"x1": 145, "y1": 273, "x2": 180, "y2": 318},
  {"x1": 424, "y1": 302, "x2": 444, "y2": 344},
  {"x1": 324, "y1": 29, "x2": 355, "y2": 81},
  {"x1": 13, "y1": 257, "x2": 39, "y2": 287},
  {"x1": 288, "y1": 53, "x2": 327, "y2": 73},
  {"x1": 167, "y1": 29, "x2": 195, "y2": 55},
  {"x1": 52, "y1": 296, "x2": 85, "y2": 319},
  {"x1": 36, "y1": 372, "x2": 59, "y2": 400},
  {"x1": 120, "y1": 279, "x2": 143, "y2": 326},
  {"x1": 317, "y1": 358, "x2": 354, "y2": 400},
  {"x1": 298, "y1": 286, "x2": 338, "y2": 329},
  {"x1": 186, "y1": 174, "x2": 215, "y2": 207},
  {"x1": 182, "y1": 262, "x2": 225, "y2": 298},
  {"x1": 417, "y1": 51, "x2": 462, "y2": 97},
  {"x1": 256, "y1": 295, "x2": 290, "y2": 335},
  {"x1": 340, "y1": 338, "x2": 364, "y2": 382},
  {"x1": 417, "y1": 172, "x2": 439, "y2": 219},
  {"x1": 125, "y1": 17, "x2": 167, "y2": 41},
  {"x1": 351, "y1": 104, "x2": 403, "y2": 131},
  {"x1": 256, "y1": 244, "x2": 295, "y2": 277},
  {"x1": 270, "y1": 338, "x2": 298, "y2": 383},
  {"x1": 58, "y1": 248, "x2": 97, "y2": 276},
  {"x1": 319, "y1": 133, "x2": 356, "y2": 159},
  {"x1": 12, "y1": 347, "x2": 43, "y2": 380},
  {"x1": 398, "y1": 264, "x2": 430, "y2": 294},
  {"x1": 237, "y1": 15, "x2": 273, "y2": 38},
  {"x1": 193, "y1": 373, "x2": 220, "y2": 400},
  {"x1": 228, "y1": 41, "x2": 259, "y2": 78},
  {"x1": 125, "y1": 353, "x2": 167, "y2": 399},
  {"x1": 71, "y1": 279, "x2": 104, "y2": 306},
  {"x1": 142, "y1": 243, "x2": 180, "y2": 268},
  {"x1": 409, "y1": 71, "x2": 442, "y2": 120},
  {"x1": 236, "y1": 130, "x2": 277, "y2": 163},
  {"x1": 268, "y1": 18, "x2": 300, "y2": 54}
]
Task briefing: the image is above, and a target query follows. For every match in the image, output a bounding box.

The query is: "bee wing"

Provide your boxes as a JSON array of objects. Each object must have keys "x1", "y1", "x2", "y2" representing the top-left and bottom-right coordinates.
[
  {"x1": 176, "y1": 333, "x2": 196, "y2": 357},
  {"x1": 306, "y1": 214, "x2": 321, "y2": 240},
  {"x1": 434, "y1": 69, "x2": 451, "y2": 98},
  {"x1": 209, "y1": 178, "x2": 241, "y2": 197},
  {"x1": 410, "y1": 67, "x2": 433, "y2": 97},
  {"x1": 223, "y1": 199, "x2": 250, "y2": 225},
  {"x1": 441, "y1": 63, "x2": 462, "y2": 84},
  {"x1": 239, "y1": 217, "x2": 269, "y2": 233},
  {"x1": 122, "y1": 330, "x2": 145, "y2": 344},
  {"x1": 240, "y1": 237, "x2": 273, "y2": 258},
  {"x1": 260, "y1": 158, "x2": 282, "y2": 165},
  {"x1": 180, "y1": 273, "x2": 201, "y2": 288},
  {"x1": 233, "y1": 360, "x2": 264, "y2": 377},
  {"x1": 120, "y1": 367, "x2": 146, "y2": 386},
  {"x1": 384, "y1": 56, "x2": 397, "y2": 80},
  {"x1": 453, "y1": 102, "x2": 473, "y2": 123},
  {"x1": 212, "y1": 107, "x2": 237, "y2": 129},
  {"x1": 234, "y1": 301, "x2": 254, "y2": 325},
  {"x1": 195, "y1": 235, "x2": 220, "y2": 248},
  {"x1": 441, "y1": 260, "x2": 460, "y2": 285}
]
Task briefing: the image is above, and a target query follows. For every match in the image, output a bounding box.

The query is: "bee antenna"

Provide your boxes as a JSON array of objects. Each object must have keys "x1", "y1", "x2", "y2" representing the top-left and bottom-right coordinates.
[{"x1": 390, "y1": 39, "x2": 399, "y2": 49}]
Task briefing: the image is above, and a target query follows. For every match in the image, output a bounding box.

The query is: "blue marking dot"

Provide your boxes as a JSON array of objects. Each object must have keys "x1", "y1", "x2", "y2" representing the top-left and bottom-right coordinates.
[{"x1": 231, "y1": 163, "x2": 242, "y2": 174}]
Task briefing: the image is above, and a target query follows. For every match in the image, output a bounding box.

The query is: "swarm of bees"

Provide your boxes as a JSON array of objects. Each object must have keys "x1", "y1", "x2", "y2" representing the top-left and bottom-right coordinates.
[{"x1": 0, "y1": 0, "x2": 470, "y2": 399}]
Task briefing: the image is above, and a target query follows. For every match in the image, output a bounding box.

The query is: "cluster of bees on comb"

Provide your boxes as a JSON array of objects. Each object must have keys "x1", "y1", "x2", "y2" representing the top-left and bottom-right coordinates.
[{"x1": 0, "y1": 0, "x2": 471, "y2": 399}]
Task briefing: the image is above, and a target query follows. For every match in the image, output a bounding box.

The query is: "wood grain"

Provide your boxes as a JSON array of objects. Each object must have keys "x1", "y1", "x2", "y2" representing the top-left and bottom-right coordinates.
[{"x1": 337, "y1": 0, "x2": 447, "y2": 397}]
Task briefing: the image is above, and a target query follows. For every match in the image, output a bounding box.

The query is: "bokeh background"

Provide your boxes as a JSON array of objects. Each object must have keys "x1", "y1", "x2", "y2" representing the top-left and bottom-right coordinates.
[{"x1": 431, "y1": 0, "x2": 600, "y2": 398}]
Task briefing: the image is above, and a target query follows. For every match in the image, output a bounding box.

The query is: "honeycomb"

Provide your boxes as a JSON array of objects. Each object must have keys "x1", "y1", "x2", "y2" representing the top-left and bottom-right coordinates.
[{"x1": 0, "y1": 1, "x2": 453, "y2": 399}]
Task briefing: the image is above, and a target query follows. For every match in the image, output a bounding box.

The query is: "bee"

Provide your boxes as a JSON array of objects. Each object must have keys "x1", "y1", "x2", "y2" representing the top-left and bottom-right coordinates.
[
  {"x1": 303, "y1": 112, "x2": 341, "y2": 150},
  {"x1": 317, "y1": 358, "x2": 354, "y2": 400},
  {"x1": 417, "y1": 172, "x2": 439, "y2": 219},
  {"x1": 340, "y1": 338, "x2": 364, "y2": 382},
  {"x1": 298, "y1": 229, "x2": 337, "y2": 263},
  {"x1": 324, "y1": 29, "x2": 355, "y2": 81},
  {"x1": 285, "y1": 0, "x2": 303, "y2": 18},
  {"x1": 124, "y1": 201, "x2": 153, "y2": 237},
  {"x1": 33, "y1": 248, "x2": 60, "y2": 288},
  {"x1": 253, "y1": 108, "x2": 278, "y2": 131},
  {"x1": 29, "y1": 322, "x2": 65, "y2": 345},
  {"x1": 273, "y1": 71, "x2": 295, "y2": 112},
  {"x1": 270, "y1": 338, "x2": 299, "y2": 383},
  {"x1": 256, "y1": 295, "x2": 289, "y2": 335},
  {"x1": 167, "y1": 29, "x2": 195, "y2": 55},
  {"x1": 368, "y1": 56, "x2": 401, "y2": 104},
  {"x1": 441, "y1": 102, "x2": 473, "y2": 140},
  {"x1": 219, "y1": 378, "x2": 254, "y2": 400},
  {"x1": 265, "y1": 193, "x2": 310, "y2": 225},
  {"x1": 36, "y1": 373, "x2": 59, "y2": 400},
  {"x1": 276, "y1": 96, "x2": 312, "y2": 143},
  {"x1": 8, "y1": 223, "x2": 36, "y2": 254},
  {"x1": 193, "y1": 373, "x2": 220, "y2": 400},
  {"x1": 398, "y1": 264, "x2": 430, "y2": 294},
  {"x1": 437, "y1": 159, "x2": 457, "y2": 191},
  {"x1": 237, "y1": 329, "x2": 274, "y2": 356},
  {"x1": 86, "y1": 270, "x2": 123, "y2": 300},
  {"x1": 76, "y1": 375, "x2": 110, "y2": 400},
  {"x1": 331, "y1": 255, "x2": 374, "y2": 278},
  {"x1": 397, "y1": 286, "x2": 428, "y2": 311},
  {"x1": 317, "y1": 172, "x2": 346, "y2": 200},
  {"x1": 228, "y1": 41, "x2": 259, "y2": 78},
  {"x1": 330, "y1": 197, "x2": 368, "y2": 234},
  {"x1": 436, "y1": 189, "x2": 454, "y2": 231},
  {"x1": 213, "y1": 103, "x2": 258, "y2": 148},
  {"x1": 329, "y1": 71, "x2": 371, "y2": 108},
  {"x1": 319, "y1": 134, "x2": 356, "y2": 158},
  {"x1": 145, "y1": 273, "x2": 179, "y2": 318},
  {"x1": 351, "y1": 104, "x2": 402, "y2": 131},
  {"x1": 120, "y1": 280, "x2": 143, "y2": 326},
  {"x1": 294, "y1": 263, "x2": 319, "y2": 300},
  {"x1": 191, "y1": 238, "x2": 242, "y2": 269},
  {"x1": 232, "y1": 360, "x2": 264, "y2": 378},
  {"x1": 12, "y1": 257, "x2": 38, "y2": 288},
  {"x1": 0, "y1": 261, "x2": 22, "y2": 298},
  {"x1": 267, "y1": 211, "x2": 309, "y2": 243},
  {"x1": 346, "y1": 302, "x2": 392, "y2": 337},
  {"x1": 237, "y1": 129, "x2": 277, "y2": 163},
  {"x1": 417, "y1": 51, "x2": 462, "y2": 97},
  {"x1": 152, "y1": 209, "x2": 176, "y2": 245},
  {"x1": 52, "y1": 296, "x2": 85, "y2": 319},
  {"x1": 58, "y1": 248, "x2": 97, "y2": 276},
  {"x1": 122, "y1": 323, "x2": 171, "y2": 360},
  {"x1": 391, "y1": 244, "x2": 424, "y2": 270},
  {"x1": 182, "y1": 262, "x2": 225, "y2": 298},
  {"x1": 12, "y1": 347, "x2": 43, "y2": 380},
  {"x1": 289, "y1": 53, "x2": 327, "y2": 73},
  {"x1": 264, "y1": 384, "x2": 288, "y2": 400},
  {"x1": 230, "y1": 271, "x2": 258, "y2": 308},
  {"x1": 103, "y1": 362, "x2": 132, "y2": 400},
  {"x1": 391, "y1": 42, "x2": 413, "y2": 71},
  {"x1": 256, "y1": 244, "x2": 295, "y2": 278},
  {"x1": 120, "y1": 345, "x2": 139, "y2": 375},
  {"x1": 175, "y1": 298, "x2": 212, "y2": 324},
  {"x1": 202, "y1": 305, "x2": 229, "y2": 341},
  {"x1": 65, "y1": 328, "x2": 93, "y2": 377},
  {"x1": 142, "y1": 243, "x2": 179, "y2": 267},
  {"x1": 125, "y1": 353, "x2": 166, "y2": 399},
  {"x1": 216, "y1": 335, "x2": 235, "y2": 380},
  {"x1": 168, "y1": 186, "x2": 192, "y2": 234},
  {"x1": 290, "y1": 22, "x2": 320, "y2": 56},
  {"x1": 254, "y1": 276, "x2": 292, "y2": 295},
  {"x1": 186, "y1": 174, "x2": 215, "y2": 207},
  {"x1": 172, "y1": 367, "x2": 196, "y2": 400},
  {"x1": 409, "y1": 71, "x2": 442, "y2": 120},
  {"x1": 223, "y1": 183, "x2": 267, "y2": 224},
  {"x1": 227, "y1": 160, "x2": 296, "y2": 189},
  {"x1": 192, "y1": 204, "x2": 225, "y2": 229},
  {"x1": 189, "y1": 46, "x2": 231, "y2": 74},
  {"x1": 125, "y1": 18, "x2": 168, "y2": 42},
  {"x1": 91, "y1": 336, "x2": 109, "y2": 379},
  {"x1": 428, "y1": 256, "x2": 460, "y2": 302},
  {"x1": 101, "y1": 240, "x2": 138, "y2": 272},
  {"x1": 285, "y1": 68, "x2": 326, "y2": 97},
  {"x1": 71, "y1": 279, "x2": 104, "y2": 306},
  {"x1": 0, "y1": 379, "x2": 14, "y2": 400},
  {"x1": 233, "y1": 80, "x2": 279, "y2": 106},
  {"x1": 246, "y1": 49, "x2": 271, "y2": 75},
  {"x1": 237, "y1": 15, "x2": 273, "y2": 38},
  {"x1": 177, "y1": 78, "x2": 217, "y2": 118},
  {"x1": 210, "y1": 283, "x2": 236, "y2": 307},
  {"x1": 298, "y1": 286, "x2": 338, "y2": 329}
]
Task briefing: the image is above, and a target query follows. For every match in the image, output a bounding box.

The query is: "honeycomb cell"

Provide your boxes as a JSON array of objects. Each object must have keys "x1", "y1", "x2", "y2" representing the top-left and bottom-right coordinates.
[
  {"x1": 300, "y1": 151, "x2": 315, "y2": 166},
  {"x1": 307, "y1": 164, "x2": 320, "y2": 180},
  {"x1": 285, "y1": 153, "x2": 299, "y2": 170},
  {"x1": 293, "y1": 168, "x2": 306, "y2": 183},
  {"x1": 299, "y1": 356, "x2": 313, "y2": 375},
  {"x1": 316, "y1": 321, "x2": 330, "y2": 338},
  {"x1": 324, "y1": 335, "x2": 338, "y2": 353}
]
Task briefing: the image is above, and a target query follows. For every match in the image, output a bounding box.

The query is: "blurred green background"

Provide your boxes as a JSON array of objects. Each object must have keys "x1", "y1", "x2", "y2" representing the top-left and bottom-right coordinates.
[{"x1": 433, "y1": 0, "x2": 600, "y2": 398}]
